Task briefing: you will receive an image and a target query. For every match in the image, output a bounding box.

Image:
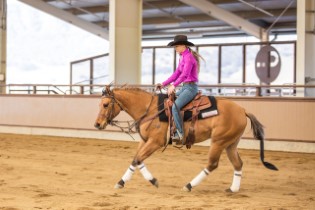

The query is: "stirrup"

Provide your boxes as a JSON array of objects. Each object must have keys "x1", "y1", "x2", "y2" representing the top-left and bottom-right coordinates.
[{"x1": 172, "y1": 131, "x2": 183, "y2": 145}]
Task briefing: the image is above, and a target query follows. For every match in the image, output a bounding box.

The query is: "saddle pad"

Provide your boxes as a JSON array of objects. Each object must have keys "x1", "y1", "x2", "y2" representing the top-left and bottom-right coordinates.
[{"x1": 157, "y1": 94, "x2": 218, "y2": 122}]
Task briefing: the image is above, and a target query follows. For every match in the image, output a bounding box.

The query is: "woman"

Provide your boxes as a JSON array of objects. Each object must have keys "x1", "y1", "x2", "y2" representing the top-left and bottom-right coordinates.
[{"x1": 157, "y1": 35, "x2": 202, "y2": 142}]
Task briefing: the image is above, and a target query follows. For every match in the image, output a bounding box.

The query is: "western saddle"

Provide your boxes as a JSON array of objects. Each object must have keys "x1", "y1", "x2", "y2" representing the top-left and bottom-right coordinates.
[{"x1": 164, "y1": 91, "x2": 213, "y2": 149}]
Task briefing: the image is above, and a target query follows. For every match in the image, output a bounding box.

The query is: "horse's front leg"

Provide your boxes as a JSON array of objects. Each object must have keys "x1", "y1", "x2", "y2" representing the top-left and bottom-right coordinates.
[{"x1": 115, "y1": 138, "x2": 161, "y2": 189}]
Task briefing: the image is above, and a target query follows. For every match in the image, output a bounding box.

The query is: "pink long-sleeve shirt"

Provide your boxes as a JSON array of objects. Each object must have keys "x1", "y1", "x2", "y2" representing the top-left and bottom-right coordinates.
[{"x1": 162, "y1": 48, "x2": 198, "y2": 87}]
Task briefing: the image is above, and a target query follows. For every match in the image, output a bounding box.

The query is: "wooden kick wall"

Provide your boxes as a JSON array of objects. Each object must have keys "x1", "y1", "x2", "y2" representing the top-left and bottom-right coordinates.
[{"x1": 0, "y1": 95, "x2": 314, "y2": 143}]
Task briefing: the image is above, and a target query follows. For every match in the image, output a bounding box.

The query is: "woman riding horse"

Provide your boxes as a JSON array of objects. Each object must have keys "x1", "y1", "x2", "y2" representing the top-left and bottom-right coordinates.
[
  {"x1": 156, "y1": 35, "x2": 203, "y2": 144},
  {"x1": 94, "y1": 85, "x2": 277, "y2": 193}
]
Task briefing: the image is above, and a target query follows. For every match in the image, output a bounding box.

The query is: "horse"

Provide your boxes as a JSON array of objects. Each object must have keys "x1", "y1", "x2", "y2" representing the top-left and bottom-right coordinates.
[{"x1": 94, "y1": 84, "x2": 277, "y2": 192}]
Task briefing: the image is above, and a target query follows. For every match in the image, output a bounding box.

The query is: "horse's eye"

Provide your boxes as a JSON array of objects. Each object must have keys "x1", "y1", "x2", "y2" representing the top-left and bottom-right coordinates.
[{"x1": 103, "y1": 104, "x2": 109, "y2": 108}]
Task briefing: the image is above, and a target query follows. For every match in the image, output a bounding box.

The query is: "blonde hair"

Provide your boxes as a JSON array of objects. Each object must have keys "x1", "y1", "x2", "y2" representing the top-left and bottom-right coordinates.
[{"x1": 188, "y1": 47, "x2": 204, "y2": 72}]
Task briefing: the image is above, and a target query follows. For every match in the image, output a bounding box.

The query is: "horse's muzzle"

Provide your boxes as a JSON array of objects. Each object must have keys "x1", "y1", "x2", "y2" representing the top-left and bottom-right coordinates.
[
  {"x1": 94, "y1": 122, "x2": 101, "y2": 129},
  {"x1": 94, "y1": 122, "x2": 106, "y2": 130}
]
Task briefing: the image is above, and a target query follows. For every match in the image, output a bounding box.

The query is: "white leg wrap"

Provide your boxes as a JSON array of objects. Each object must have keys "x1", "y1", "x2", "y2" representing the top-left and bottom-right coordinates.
[
  {"x1": 190, "y1": 168, "x2": 210, "y2": 187},
  {"x1": 138, "y1": 163, "x2": 153, "y2": 181},
  {"x1": 230, "y1": 170, "x2": 242, "y2": 192},
  {"x1": 121, "y1": 165, "x2": 136, "y2": 182}
]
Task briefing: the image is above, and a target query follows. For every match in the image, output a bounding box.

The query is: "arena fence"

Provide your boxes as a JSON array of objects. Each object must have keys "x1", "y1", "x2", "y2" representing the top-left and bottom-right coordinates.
[
  {"x1": 0, "y1": 84, "x2": 314, "y2": 153},
  {"x1": 3, "y1": 84, "x2": 315, "y2": 97}
]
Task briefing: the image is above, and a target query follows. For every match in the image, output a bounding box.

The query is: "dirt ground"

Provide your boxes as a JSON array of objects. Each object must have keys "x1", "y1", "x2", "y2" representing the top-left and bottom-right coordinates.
[{"x1": 0, "y1": 133, "x2": 314, "y2": 210}]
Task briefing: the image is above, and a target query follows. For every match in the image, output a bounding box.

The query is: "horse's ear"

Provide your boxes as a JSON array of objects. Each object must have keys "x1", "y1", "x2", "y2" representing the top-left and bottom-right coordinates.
[
  {"x1": 102, "y1": 85, "x2": 113, "y2": 96},
  {"x1": 101, "y1": 87, "x2": 107, "y2": 96},
  {"x1": 106, "y1": 85, "x2": 111, "y2": 94}
]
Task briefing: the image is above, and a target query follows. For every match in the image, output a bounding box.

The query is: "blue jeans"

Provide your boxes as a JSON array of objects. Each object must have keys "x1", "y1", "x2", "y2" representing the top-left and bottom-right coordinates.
[{"x1": 172, "y1": 83, "x2": 198, "y2": 135}]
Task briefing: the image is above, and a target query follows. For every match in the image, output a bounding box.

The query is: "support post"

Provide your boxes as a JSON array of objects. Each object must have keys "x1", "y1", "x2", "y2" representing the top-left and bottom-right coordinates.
[
  {"x1": 0, "y1": 0, "x2": 7, "y2": 94},
  {"x1": 109, "y1": 0, "x2": 142, "y2": 84},
  {"x1": 297, "y1": 0, "x2": 315, "y2": 96}
]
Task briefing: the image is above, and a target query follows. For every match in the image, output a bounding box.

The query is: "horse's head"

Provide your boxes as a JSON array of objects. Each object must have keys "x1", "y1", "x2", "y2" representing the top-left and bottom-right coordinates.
[{"x1": 94, "y1": 85, "x2": 122, "y2": 130}]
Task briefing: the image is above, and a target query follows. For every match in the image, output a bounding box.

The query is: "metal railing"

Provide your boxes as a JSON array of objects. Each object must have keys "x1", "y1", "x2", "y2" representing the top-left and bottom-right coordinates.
[
  {"x1": 2, "y1": 84, "x2": 315, "y2": 97},
  {"x1": 70, "y1": 53, "x2": 109, "y2": 94}
]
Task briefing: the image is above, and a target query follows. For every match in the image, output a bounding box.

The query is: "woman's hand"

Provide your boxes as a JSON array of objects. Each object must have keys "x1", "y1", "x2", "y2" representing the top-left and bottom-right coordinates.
[
  {"x1": 155, "y1": 83, "x2": 164, "y2": 91},
  {"x1": 167, "y1": 85, "x2": 175, "y2": 95}
]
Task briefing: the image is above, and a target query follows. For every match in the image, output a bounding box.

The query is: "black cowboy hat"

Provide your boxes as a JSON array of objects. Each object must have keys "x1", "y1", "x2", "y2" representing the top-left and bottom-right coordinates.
[{"x1": 167, "y1": 35, "x2": 195, "y2": 47}]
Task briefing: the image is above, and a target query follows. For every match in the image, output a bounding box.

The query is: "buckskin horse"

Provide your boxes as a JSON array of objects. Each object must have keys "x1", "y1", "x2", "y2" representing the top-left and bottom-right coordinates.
[{"x1": 94, "y1": 84, "x2": 277, "y2": 192}]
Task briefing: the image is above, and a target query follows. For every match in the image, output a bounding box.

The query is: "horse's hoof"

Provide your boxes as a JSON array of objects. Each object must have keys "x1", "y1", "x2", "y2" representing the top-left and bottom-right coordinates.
[
  {"x1": 182, "y1": 186, "x2": 191, "y2": 192},
  {"x1": 114, "y1": 180, "x2": 125, "y2": 189},
  {"x1": 114, "y1": 183, "x2": 124, "y2": 189},
  {"x1": 225, "y1": 188, "x2": 238, "y2": 193},
  {"x1": 225, "y1": 188, "x2": 232, "y2": 193},
  {"x1": 182, "y1": 183, "x2": 192, "y2": 192},
  {"x1": 150, "y1": 178, "x2": 159, "y2": 188}
]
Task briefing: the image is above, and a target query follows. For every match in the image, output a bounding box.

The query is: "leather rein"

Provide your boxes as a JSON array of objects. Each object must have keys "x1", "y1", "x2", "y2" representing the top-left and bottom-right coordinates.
[{"x1": 102, "y1": 89, "x2": 156, "y2": 140}]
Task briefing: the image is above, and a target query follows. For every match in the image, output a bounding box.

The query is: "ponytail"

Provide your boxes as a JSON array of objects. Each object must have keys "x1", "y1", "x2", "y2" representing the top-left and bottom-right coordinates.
[{"x1": 188, "y1": 47, "x2": 204, "y2": 72}]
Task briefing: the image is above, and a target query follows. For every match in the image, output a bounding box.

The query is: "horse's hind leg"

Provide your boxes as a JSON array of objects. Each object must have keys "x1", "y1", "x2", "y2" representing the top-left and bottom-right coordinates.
[
  {"x1": 183, "y1": 143, "x2": 224, "y2": 192},
  {"x1": 225, "y1": 139, "x2": 243, "y2": 192}
]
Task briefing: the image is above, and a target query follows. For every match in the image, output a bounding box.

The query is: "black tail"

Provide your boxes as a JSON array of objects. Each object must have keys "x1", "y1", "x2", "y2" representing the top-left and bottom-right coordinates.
[{"x1": 246, "y1": 112, "x2": 278, "y2": 171}]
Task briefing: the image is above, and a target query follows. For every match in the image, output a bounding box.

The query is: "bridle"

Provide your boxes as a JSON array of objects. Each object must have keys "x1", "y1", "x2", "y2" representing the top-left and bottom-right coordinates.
[
  {"x1": 99, "y1": 85, "x2": 172, "y2": 151},
  {"x1": 100, "y1": 86, "x2": 130, "y2": 127},
  {"x1": 100, "y1": 86, "x2": 154, "y2": 140}
]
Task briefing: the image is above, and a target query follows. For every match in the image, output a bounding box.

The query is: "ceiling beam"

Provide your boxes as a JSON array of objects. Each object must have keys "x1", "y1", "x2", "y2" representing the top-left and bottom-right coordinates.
[
  {"x1": 94, "y1": 8, "x2": 295, "y2": 28},
  {"x1": 142, "y1": 25, "x2": 296, "y2": 40},
  {"x1": 56, "y1": 0, "x2": 283, "y2": 14},
  {"x1": 143, "y1": 21, "x2": 297, "y2": 34},
  {"x1": 142, "y1": 0, "x2": 279, "y2": 11},
  {"x1": 210, "y1": 0, "x2": 276, "y2": 4},
  {"x1": 65, "y1": 5, "x2": 109, "y2": 15},
  {"x1": 66, "y1": 2, "x2": 295, "y2": 19},
  {"x1": 179, "y1": 0, "x2": 267, "y2": 40},
  {"x1": 142, "y1": 0, "x2": 277, "y2": 9},
  {"x1": 18, "y1": 0, "x2": 109, "y2": 40},
  {"x1": 141, "y1": 8, "x2": 296, "y2": 25}
]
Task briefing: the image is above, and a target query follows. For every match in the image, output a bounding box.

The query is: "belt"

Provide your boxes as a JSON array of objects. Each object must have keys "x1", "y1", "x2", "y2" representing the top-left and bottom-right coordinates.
[{"x1": 183, "y1": 82, "x2": 196, "y2": 85}]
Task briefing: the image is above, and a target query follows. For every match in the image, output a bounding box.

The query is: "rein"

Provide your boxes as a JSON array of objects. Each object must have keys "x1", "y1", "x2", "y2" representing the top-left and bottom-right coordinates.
[
  {"x1": 101, "y1": 90, "x2": 139, "y2": 139},
  {"x1": 110, "y1": 120, "x2": 138, "y2": 140},
  {"x1": 103, "y1": 86, "x2": 171, "y2": 150},
  {"x1": 107, "y1": 91, "x2": 155, "y2": 140}
]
